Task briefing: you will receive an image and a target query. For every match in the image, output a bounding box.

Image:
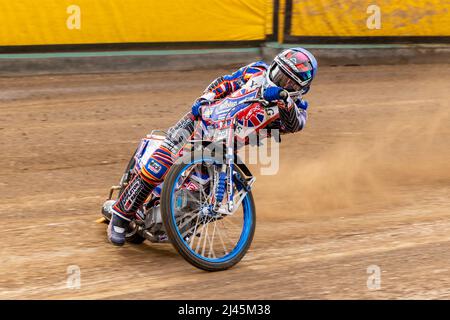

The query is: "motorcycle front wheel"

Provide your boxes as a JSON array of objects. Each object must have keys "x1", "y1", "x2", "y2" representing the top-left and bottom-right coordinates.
[{"x1": 161, "y1": 153, "x2": 256, "y2": 271}]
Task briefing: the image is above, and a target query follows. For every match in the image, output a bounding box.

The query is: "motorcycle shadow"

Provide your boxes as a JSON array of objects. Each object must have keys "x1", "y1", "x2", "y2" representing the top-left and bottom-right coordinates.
[
  {"x1": 117, "y1": 242, "x2": 179, "y2": 260},
  {"x1": 96, "y1": 218, "x2": 180, "y2": 262}
]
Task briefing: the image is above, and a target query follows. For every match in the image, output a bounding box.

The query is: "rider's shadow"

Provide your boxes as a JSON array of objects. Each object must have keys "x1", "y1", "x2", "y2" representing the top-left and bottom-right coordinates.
[
  {"x1": 118, "y1": 242, "x2": 180, "y2": 262},
  {"x1": 117, "y1": 243, "x2": 186, "y2": 270},
  {"x1": 130, "y1": 242, "x2": 177, "y2": 257},
  {"x1": 95, "y1": 222, "x2": 179, "y2": 261}
]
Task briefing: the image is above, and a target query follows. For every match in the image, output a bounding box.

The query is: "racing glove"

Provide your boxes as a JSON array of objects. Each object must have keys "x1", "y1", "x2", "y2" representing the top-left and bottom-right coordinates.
[
  {"x1": 191, "y1": 98, "x2": 208, "y2": 118},
  {"x1": 296, "y1": 99, "x2": 308, "y2": 111},
  {"x1": 263, "y1": 86, "x2": 289, "y2": 102}
]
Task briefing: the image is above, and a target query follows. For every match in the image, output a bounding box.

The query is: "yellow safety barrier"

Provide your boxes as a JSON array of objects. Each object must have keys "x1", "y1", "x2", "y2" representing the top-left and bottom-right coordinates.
[
  {"x1": 0, "y1": 0, "x2": 269, "y2": 46},
  {"x1": 1, "y1": 0, "x2": 448, "y2": 47},
  {"x1": 288, "y1": 0, "x2": 450, "y2": 37}
]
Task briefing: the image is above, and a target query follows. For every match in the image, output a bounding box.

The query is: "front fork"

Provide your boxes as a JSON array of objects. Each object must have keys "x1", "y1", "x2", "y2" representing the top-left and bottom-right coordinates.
[
  {"x1": 213, "y1": 127, "x2": 237, "y2": 213},
  {"x1": 226, "y1": 145, "x2": 235, "y2": 213},
  {"x1": 213, "y1": 151, "x2": 235, "y2": 212}
]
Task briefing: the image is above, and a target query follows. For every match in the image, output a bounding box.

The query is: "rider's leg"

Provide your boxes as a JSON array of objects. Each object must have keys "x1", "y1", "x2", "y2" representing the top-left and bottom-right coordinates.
[
  {"x1": 107, "y1": 113, "x2": 196, "y2": 245},
  {"x1": 107, "y1": 147, "x2": 173, "y2": 246}
]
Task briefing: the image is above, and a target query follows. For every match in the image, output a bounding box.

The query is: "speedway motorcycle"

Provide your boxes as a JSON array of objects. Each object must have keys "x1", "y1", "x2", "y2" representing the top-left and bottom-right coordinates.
[{"x1": 101, "y1": 78, "x2": 286, "y2": 271}]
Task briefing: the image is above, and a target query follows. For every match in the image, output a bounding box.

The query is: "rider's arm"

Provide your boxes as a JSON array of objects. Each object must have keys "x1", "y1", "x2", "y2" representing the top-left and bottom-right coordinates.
[
  {"x1": 200, "y1": 62, "x2": 267, "y2": 100},
  {"x1": 278, "y1": 97, "x2": 308, "y2": 133}
]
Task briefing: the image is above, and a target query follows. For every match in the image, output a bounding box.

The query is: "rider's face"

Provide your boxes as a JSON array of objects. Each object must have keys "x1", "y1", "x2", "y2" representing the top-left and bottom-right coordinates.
[{"x1": 270, "y1": 65, "x2": 303, "y2": 92}]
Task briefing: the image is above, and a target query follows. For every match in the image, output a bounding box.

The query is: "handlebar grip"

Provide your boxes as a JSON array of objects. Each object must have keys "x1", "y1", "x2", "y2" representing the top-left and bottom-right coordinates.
[
  {"x1": 279, "y1": 90, "x2": 289, "y2": 101},
  {"x1": 199, "y1": 99, "x2": 212, "y2": 106}
]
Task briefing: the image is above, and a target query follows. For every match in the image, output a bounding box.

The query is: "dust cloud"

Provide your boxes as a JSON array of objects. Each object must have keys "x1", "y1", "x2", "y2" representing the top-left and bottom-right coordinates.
[{"x1": 256, "y1": 107, "x2": 450, "y2": 218}]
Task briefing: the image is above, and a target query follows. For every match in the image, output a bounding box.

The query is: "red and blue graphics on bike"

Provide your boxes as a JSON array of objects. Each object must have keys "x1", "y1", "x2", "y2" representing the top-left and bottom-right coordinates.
[
  {"x1": 200, "y1": 82, "x2": 280, "y2": 143},
  {"x1": 239, "y1": 104, "x2": 266, "y2": 128},
  {"x1": 202, "y1": 89, "x2": 259, "y2": 123}
]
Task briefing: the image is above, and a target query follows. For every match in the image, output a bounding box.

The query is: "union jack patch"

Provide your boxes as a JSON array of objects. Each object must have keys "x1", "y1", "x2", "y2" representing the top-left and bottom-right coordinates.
[{"x1": 241, "y1": 105, "x2": 266, "y2": 128}]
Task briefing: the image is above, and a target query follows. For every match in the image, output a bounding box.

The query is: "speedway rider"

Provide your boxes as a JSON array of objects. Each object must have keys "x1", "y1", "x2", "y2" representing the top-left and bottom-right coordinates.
[{"x1": 107, "y1": 48, "x2": 318, "y2": 246}]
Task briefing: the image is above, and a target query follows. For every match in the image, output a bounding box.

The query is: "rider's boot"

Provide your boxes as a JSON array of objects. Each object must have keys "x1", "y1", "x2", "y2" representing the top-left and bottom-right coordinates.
[
  {"x1": 107, "y1": 147, "x2": 175, "y2": 246},
  {"x1": 107, "y1": 173, "x2": 156, "y2": 245},
  {"x1": 107, "y1": 211, "x2": 130, "y2": 246}
]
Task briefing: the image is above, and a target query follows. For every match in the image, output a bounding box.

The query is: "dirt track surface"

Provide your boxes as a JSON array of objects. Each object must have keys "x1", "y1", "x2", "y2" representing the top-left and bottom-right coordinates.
[{"x1": 1, "y1": 64, "x2": 449, "y2": 299}]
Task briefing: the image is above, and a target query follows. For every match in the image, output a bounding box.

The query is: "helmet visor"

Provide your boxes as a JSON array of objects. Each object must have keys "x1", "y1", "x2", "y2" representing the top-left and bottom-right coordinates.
[{"x1": 269, "y1": 64, "x2": 302, "y2": 92}]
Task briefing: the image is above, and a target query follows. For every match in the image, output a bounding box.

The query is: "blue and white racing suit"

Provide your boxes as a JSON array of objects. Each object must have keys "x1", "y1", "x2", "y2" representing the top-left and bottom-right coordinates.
[{"x1": 112, "y1": 61, "x2": 310, "y2": 221}]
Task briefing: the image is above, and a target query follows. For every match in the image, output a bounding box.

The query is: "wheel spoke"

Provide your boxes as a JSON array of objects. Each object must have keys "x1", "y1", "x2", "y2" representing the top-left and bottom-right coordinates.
[
  {"x1": 189, "y1": 213, "x2": 202, "y2": 248},
  {"x1": 178, "y1": 212, "x2": 200, "y2": 235},
  {"x1": 195, "y1": 221, "x2": 208, "y2": 254},
  {"x1": 201, "y1": 220, "x2": 209, "y2": 257},
  {"x1": 219, "y1": 218, "x2": 235, "y2": 245},
  {"x1": 208, "y1": 220, "x2": 217, "y2": 258},
  {"x1": 204, "y1": 216, "x2": 217, "y2": 258},
  {"x1": 214, "y1": 219, "x2": 228, "y2": 255}
]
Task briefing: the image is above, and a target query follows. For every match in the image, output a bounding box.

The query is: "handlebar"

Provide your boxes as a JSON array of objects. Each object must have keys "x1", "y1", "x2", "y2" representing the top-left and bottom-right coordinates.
[
  {"x1": 202, "y1": 90, "x2": 291, "y2": 108},
  {"x1": 201, "y1": 90, "x2": 297, "y2": 121},
  {"x1": 236, "y1": 98, "x2": 270, "y2": 108}
]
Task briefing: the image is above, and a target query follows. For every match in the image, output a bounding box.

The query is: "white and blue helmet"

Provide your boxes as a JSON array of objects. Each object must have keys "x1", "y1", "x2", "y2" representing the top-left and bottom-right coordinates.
[{"x1": 268, "y1": 47, "x2": 318, "y2": 94}]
